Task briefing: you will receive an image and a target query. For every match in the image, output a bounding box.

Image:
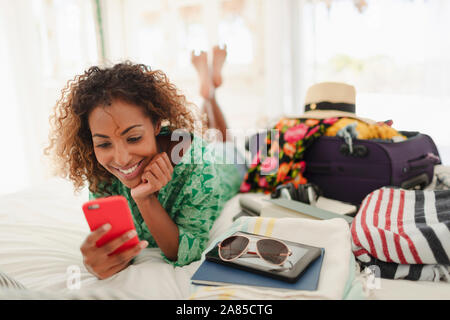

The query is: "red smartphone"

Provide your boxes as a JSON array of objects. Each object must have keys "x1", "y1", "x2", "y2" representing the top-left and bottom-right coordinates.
[{"x1": 82, "y1": 195, "x2": 139, "y2": 255}]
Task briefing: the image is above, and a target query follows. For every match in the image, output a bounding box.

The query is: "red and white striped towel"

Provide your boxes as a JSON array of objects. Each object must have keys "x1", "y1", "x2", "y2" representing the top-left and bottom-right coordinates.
[{"x1": 351, "y1": 187, "x2": 450, "y2": 281}]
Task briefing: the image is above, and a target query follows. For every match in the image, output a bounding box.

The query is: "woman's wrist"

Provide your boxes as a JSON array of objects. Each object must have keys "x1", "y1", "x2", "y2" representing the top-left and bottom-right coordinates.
[
  {"x1": 133, "y1": 192, "x2": 179, "y2": 261},
  {"x1": 133, "y1": 193, "x2": 158, "y2": 208}
]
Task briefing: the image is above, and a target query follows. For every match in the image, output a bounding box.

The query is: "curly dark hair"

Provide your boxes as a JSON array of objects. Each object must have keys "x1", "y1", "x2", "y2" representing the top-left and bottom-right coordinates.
[{"x1": 44, "y1": 61, "x2": 199, "y2": 194}]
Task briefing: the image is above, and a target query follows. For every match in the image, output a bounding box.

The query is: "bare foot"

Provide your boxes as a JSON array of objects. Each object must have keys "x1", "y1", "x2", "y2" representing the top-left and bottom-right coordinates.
[
  {"x1": 212, "y1": 45, "x2": 227, "y2": 88},
  {"x1": 191, "y1": 50, "x2": 213, "y2": 100}
]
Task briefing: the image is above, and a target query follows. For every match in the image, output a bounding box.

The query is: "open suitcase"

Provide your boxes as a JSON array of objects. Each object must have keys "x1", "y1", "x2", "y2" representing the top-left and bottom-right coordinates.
[
  {"x1": 302, "y1": 131, "x2": 441, "y2": 205},
  {"x1": 247, "y1": 131, "x2": 441, "y2": 206}
]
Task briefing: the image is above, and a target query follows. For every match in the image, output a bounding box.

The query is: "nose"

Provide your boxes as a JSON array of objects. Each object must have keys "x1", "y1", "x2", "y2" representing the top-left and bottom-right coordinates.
[{"x1": 113, "y1": 145, "x2": 132, "y2": 168}]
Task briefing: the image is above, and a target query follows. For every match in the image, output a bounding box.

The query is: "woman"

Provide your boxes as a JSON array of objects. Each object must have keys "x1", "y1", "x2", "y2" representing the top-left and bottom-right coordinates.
[{"x1": 45, "y1": 45, "x2": 243, "y2": 280}]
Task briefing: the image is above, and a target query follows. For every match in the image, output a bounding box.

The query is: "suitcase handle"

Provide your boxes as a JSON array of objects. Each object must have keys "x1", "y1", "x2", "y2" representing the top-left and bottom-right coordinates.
[
  {"x1": 339, "y1": 143, "x2": 369, "y2": 158},
  {"x1": 404, "y1": 153, "x2": 440, "y2": 173}
]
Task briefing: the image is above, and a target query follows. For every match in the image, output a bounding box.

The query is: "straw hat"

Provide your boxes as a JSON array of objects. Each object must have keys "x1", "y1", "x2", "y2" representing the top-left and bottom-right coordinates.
[{"x1": 298, "y1": 82, "x2": 375, "y2": 124}]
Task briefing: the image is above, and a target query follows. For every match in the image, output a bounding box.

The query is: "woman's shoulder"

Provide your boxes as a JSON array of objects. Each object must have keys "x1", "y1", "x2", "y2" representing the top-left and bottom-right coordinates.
[{"x1": 173, "y1": 137, "x2": 241, "y2": 191}]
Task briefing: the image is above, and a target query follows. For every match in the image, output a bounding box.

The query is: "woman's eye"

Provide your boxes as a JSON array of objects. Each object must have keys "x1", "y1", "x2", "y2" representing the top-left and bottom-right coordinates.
[
  {"x1": 128, "y1": 136, "x2": 142, "y2": 143},
  {"x1": 96, "y1": 142, "x2": 111, "y2": 148}
]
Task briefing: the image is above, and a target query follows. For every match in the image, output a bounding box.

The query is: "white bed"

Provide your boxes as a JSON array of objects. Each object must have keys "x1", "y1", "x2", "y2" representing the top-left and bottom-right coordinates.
[{"x1": 0, "y1": 178, "x2": 448, "y2": 300}]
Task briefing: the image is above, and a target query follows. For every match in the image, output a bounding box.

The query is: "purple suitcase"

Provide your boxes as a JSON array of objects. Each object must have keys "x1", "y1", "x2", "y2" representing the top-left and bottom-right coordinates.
[
  {"x1": 303, "y1": 131, "x2": 441, "y2": 205},
  {"x1": 246, "y1": 131, "x2": 441, "y2": 206}
]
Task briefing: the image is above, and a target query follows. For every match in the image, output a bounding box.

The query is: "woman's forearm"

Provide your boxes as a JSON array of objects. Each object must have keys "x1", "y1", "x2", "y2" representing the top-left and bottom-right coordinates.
[{"x1": 135, "y1": 195, "x2": 179, "y2": 261}]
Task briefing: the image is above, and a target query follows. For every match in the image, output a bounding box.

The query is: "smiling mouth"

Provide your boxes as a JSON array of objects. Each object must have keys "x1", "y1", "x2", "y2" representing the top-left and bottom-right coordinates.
[{"x1": 113, "y1": 159, "x2": 144, "y2": 177}]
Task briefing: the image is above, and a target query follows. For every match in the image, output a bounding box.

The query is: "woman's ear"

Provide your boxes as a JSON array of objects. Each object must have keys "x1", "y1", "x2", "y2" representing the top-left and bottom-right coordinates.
[{"x1": 154, "y1": 120, "x2": 162, "y2": 136}]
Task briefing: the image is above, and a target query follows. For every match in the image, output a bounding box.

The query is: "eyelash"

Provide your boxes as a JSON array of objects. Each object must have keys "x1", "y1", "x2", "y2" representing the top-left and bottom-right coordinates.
[
  {"x1": 95, "y1": 136, "x2": 142, "y2": 149},
  {"x1": 128, "y1": 136, "x2": 141, "y2": 143}
]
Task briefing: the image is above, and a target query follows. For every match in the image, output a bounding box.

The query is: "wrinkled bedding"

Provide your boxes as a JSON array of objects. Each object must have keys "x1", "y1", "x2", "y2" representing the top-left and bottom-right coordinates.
[
  {"x1": 0, "y1": 178, "x2": 239, "y2": 299},
  {"x1": 0, "y1": 178, "x2": 448, "y2": 299}
]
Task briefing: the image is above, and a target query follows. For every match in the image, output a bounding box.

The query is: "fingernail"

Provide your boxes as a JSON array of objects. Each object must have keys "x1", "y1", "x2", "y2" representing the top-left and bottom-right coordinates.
[
  {"x1": 140, "y1": 241, "x2": 148, "y2": 248},
  {"x1": 103, "y1": 224, "x2": 111, "y2": 231},
  {"x1": 128, "y1": 230, "x2": 137, "y2": 238}
]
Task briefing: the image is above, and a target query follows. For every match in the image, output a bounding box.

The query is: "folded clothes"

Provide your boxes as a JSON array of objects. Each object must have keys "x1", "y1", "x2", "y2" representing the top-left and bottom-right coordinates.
[{"x1": 351, "y1": 187, "x2": 450, "y2": 282}]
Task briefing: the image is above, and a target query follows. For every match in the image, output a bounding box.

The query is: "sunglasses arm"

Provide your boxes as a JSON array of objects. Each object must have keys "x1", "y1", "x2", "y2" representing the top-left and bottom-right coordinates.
[
  {"x1": 240, "y1": 251, "x2": 260, "y2": 259},
  {"x1": 241, "y1": 250, "x2": 292, "y2": 258}
]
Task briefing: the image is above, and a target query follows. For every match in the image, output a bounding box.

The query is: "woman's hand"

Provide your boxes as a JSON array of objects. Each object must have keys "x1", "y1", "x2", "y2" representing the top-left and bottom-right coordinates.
[
  {"x1": 80, "y1": 224, "x2": 148, "y2": 280},
  {"x1": 131, "y1": 152, "x2": 174, "y2": 203}
]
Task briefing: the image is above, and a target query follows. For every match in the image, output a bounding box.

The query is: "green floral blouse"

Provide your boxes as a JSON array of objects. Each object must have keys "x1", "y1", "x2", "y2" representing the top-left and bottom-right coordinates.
[{"x1": 89, "y1": 128, "x2": 242, "y2": 267}]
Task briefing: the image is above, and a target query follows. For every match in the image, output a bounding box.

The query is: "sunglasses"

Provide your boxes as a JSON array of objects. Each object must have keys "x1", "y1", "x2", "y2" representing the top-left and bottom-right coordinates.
[{"x1": 218, "y1": 235, "x2": 292, "y2": 266}]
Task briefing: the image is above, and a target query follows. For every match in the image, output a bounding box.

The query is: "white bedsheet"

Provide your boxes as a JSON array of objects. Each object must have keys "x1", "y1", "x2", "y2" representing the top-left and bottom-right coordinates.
[
  {"x1": 0, "y1": 178, "x2": 448, "y2": 299},
  {"x1": 0, "y1": 178, "x2": 239, "y2": 299}
]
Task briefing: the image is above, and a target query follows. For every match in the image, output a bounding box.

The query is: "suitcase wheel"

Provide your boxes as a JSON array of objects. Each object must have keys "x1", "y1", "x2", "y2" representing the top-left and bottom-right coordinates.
[{"x1": 400, "y1": 173, "x2": 429, "y2": 190}]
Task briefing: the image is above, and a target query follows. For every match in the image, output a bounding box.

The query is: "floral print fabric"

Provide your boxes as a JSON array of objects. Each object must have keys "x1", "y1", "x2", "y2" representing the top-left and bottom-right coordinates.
[{"x1": 240, "y1": 117, "x2": 338, "y2": 194}]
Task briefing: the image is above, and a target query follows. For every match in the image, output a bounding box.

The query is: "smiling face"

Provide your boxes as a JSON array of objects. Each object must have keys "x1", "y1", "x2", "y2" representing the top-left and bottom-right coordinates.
[{"x1": 88, "y1": 99, "x2": 161, "y2": 189}]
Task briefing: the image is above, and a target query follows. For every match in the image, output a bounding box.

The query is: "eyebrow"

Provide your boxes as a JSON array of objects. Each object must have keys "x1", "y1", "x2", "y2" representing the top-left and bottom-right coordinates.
[{"x1": 92, "y1": 125, "x2": 143, "y2": 138}]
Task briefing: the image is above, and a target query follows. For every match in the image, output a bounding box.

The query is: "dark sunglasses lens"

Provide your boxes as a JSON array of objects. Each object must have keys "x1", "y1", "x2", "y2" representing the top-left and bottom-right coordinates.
[
  {"x1": 219, "y1": 236, "x2": 249, "y2": 260},
  {"x1": 257, "y1": 239, "x2": 289, "y2": 264}
]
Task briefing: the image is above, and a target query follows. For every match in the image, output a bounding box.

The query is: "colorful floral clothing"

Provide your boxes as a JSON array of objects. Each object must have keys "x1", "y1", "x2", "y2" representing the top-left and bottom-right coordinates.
[
  {"x1": 89, "y1": 127, "x2": 242, "y2": 267},
  {"x1": 240, "y1": 117, "x2": 338, "y2": 194},
  {"x1": 325, "y1": 118, "x2": 406, "y2": 140}
]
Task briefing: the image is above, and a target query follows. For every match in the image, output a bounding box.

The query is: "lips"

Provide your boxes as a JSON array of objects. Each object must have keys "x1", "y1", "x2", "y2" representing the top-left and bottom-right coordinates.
[{"x1": 112, "y1": 159, "x2": 145, "y2": 181}]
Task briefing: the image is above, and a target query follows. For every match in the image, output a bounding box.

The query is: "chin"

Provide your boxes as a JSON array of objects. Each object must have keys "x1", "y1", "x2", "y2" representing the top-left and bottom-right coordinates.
[
  {"x1": 121, "y1": 178, "x2": 141, "y2": 189},
  {"x1": 108, "y1": 171, "x2": 140, "y2": 189}
]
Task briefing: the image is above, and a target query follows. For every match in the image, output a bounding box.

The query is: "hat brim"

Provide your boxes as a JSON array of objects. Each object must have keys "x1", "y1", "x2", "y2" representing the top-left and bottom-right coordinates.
[{"x1": 297, "y1": 110, "x2": 376, "y2": 125}]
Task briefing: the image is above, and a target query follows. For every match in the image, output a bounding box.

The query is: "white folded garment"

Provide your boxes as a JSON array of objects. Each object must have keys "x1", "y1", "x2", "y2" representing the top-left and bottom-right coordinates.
[{"x1": 189, "y1": 216, "x2": 364, "y2": 300}]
